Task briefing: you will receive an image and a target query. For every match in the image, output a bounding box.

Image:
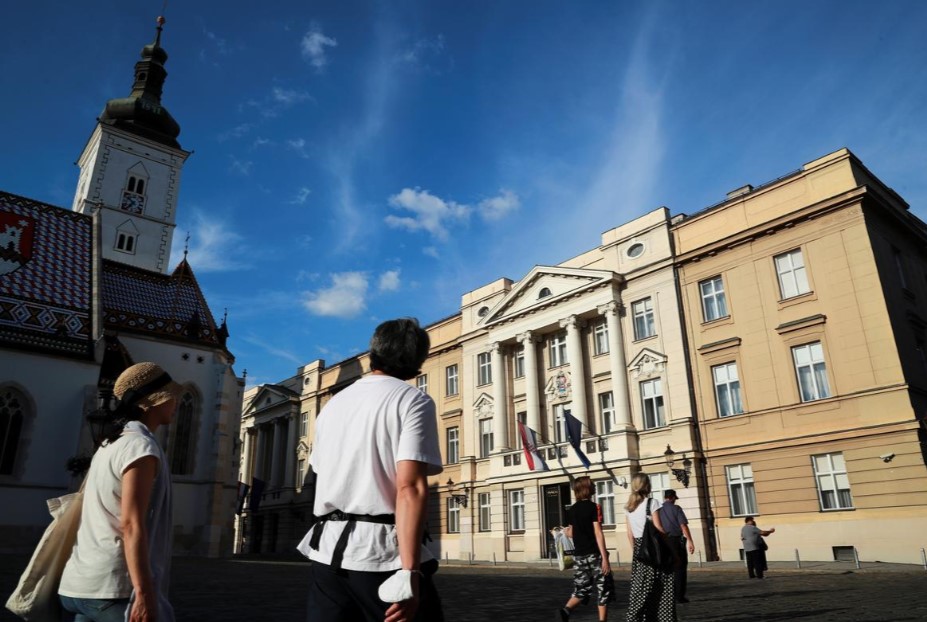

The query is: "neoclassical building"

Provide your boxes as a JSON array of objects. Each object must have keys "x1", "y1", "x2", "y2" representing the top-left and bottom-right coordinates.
[{"x1": 0, "y1": 19, "x2": 243, "y2": 556}]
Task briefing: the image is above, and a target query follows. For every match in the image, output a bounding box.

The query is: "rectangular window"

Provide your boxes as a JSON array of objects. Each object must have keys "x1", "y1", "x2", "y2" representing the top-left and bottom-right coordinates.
[
  {"x1": 775, "y1": 249, "x2": 811, "y2": 299},
  {"x1": 297, "y1": 458, "x2": 306, "y2": 487},
  {"x1": 712, "y1": 362, "x2": 744, "y2": 417},
  {"x1": 447, "y1": 497, "x2": 460, "y2": 534},
  {"x1": 552, "y1": 403, "x2": 571, "y2": 443},
  {"x1": 813, "y1": 452, "x2": 854, "y2": 510},
  {"x1": 699, "y1": 276, "x2": 729, "y2": 322},
  {"x1": 416, "y1": 374, "x2": 428, "y2": 394},
  {"x1": 479, "y1": 492, "x2": 492, "y2": 532},
  {"x1": 477, "y1": 352, "x2": 492, "y2": 386},
  {"x1": 598, "y1": 391, "x2": 615, "y2": 434},
  {"x1": 514, "y1": 346, "x2": 525, "y2": 378},
  {"x1": 632, "y1": 297, "x2": 656, "y2": 340},
  {"x1": 446, "y1": 365, "x2": 459, "y2": 396},
  {"x1": 595, "y1": 480, "x2": 616, "y2": 526},
  {"x1": 446, "y1": 426, "x2": 459, "y2": 464},
  {"x1": 549, "y1": 332, "x2": 568, "y2": 367},
  {"x1": 893, "y1": 247, "x2": 908, "y2": 289},
  {"x1": 640, "y1": 378, "x2": 665, "y2": 429},
  {"x1": 648, "y1": 472, "x2": 671, "y2": 502},
  {"x1": 299, "y1": 412, "x2": 309, "y2": 437},
  {"x1": 479, "y1": 418, "x2": 493, "y2": 458},
  {"x1": 593, "y1": 320, "x2": 610, "y2": 355},
  {"x1": 726, "y1": 464, "x2": 758, "y2": 517},
  {"x1": 792, "y1": 342, "x2": 831, "y2": 402},
  {"x1": 509, "y1": 489, "x2": 525, "y2": 532},
  {"x1": 515, "y1": 411, "x2": 527, "y2": 448}
]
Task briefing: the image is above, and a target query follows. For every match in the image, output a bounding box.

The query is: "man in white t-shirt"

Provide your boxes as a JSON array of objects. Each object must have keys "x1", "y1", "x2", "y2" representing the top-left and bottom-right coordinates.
[{"x1": 299, "y1": 318, "x2": 443, "y2": 622}]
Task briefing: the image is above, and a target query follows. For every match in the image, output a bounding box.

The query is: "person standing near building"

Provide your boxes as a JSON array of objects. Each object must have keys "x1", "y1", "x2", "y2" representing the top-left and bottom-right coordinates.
[
  {"x1": 58, "y1": 362, "x2": 181, "y2": 622},
  {"x1": 624, "y1": 474, "x2": 676, "y2": 622},
  {"x1": 556, "y1": 476, "x2": 614, "y2": 622},
  {"x1": 658, "y1": 490, "x2": 695, "y2": 603},
  {"x1": 298, "y1": 318, "x2": 444, "y2": 622},
  {"x1": 741, "y1": 516, "x2": 775, "y2": 579}
]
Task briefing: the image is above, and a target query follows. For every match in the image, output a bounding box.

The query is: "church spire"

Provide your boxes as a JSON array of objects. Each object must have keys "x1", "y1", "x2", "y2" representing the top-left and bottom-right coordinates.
[{"x1": 98, "y1": 15, "x2": 182, "y2": 148}]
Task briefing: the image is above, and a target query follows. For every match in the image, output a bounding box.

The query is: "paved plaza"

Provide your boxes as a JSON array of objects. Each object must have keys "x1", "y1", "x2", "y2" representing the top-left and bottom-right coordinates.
[{"x1": 2, "y1": 556, "x2": 926, "y2": 621}]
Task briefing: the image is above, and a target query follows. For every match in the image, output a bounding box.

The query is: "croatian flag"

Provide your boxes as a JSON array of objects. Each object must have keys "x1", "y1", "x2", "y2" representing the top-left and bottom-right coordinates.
[
  {"x1": 518, "y1": 421, "x2": 549, "y2": 471},
  {"x1": 564, "y1": 410, "x2": 591, "y2": 469}
]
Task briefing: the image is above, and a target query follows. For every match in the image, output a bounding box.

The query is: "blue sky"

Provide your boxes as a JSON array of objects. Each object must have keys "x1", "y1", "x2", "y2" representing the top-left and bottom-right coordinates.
[{"x1": 3, "y1": 1, "x2": 926, "y2": 387}]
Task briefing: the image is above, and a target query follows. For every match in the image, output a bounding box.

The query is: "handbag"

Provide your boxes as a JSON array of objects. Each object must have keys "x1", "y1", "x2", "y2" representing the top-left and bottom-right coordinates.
[
  {"x1": 759, "y1": 536, "x2": 769, "y2": 551},
  {"x1": 633, "y1": 498, "x2": 675, "y2": 572},
  {"x1": 6, "y1": 482, "x2": 84, "y2": 621}
]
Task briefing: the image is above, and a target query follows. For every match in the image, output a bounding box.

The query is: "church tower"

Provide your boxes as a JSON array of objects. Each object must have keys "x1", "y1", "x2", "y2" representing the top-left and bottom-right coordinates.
[{"x1": 73, "y1": 17, "x2": 190, "y2": 274}]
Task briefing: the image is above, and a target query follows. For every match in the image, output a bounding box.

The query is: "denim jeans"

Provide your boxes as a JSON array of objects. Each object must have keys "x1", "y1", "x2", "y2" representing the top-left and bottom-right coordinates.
[{"x1": 60, "y1": 595, "x2": 130, "y2": 622}]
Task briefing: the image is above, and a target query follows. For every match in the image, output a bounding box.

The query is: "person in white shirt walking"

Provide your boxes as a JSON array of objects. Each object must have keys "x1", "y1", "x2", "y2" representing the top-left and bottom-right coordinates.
[{"x1": 299, "y1": 318, "x2": 444, "y2": 622}]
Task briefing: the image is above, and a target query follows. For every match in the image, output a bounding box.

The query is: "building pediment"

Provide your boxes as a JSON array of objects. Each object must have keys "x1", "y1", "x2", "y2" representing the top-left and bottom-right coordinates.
[
  {"x1": 628, "y1": 347, "x2": 667, "y2": 379},
  {"x1": 473, "y1": 392, "x2": 494, "y2": 418},
  {"x1": 483, "y1": 266, "x2": 617, "y2": 326},
  {"x1": 244, "y1": 384, "x2": 298, "y2": 415}
]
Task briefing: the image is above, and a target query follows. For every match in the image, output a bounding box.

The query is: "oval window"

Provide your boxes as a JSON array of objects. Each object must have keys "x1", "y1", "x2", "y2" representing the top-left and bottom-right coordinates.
[
  {"x1": 478, "y1": 306, "x2": 489, "y2": 318},
  {"x1": 627, "y1": 243, "x2": 645, "y2": 258}
]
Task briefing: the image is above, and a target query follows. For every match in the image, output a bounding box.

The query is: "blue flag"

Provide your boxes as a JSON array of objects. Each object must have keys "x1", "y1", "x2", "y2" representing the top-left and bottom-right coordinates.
[
  {"x1": 564, "y1": 409, "x2": 591, "y2": 469},
  {"x1": 249, "y1": 477, "x2": 266, "y2": 512}
]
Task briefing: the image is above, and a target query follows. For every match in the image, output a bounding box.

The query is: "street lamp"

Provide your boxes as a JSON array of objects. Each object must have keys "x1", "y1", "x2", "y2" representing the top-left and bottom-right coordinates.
[
  {"x1": 446, "y1": 478, "x2": 470, "y2": 508},
  {"x1": 664, "y1": 444, "x2": 691, "y2": 488}
]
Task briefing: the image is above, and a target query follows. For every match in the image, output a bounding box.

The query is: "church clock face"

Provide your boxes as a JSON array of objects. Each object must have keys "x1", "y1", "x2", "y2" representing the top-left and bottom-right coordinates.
[{"x1": 120, "y1": 192, "x2": 145, "y2": 214}]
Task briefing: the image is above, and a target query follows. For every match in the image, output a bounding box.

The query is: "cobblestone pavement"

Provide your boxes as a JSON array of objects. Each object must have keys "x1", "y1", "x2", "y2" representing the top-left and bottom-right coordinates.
[{"x1": 3, "y1": 556, "x2": 926, "y2": 621}]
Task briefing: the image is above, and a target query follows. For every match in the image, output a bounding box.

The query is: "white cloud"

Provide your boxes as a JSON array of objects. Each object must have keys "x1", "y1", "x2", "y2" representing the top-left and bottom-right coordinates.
[
  {"x1": 229, "y1": 155, "x2": 253, "y2": 176},
  {"x1": 218, "y1": 123, "x2": 253, "y2": 142},
  {"x1": 385, "y1": 188, "x2": 470, "y2": 240},
  {"x1": 301, "y1": 26, "x2": 337, "y2": 70},
  {"x1": 477, "y1": 189, "x2": 520, "y2": 221},
  {"x1": 378, "y1": 269, "x2": 401, "y2": 292},
  {"x1": 253, "y1": 136, "x2": 271, "y2": 148},
  {"x1": 423, "y1": 246, "x2": 439, "y2": 259},
  {"x1": 170, "y1": 212, "x2": 248, "y2": 273},
  {"x1": 399, "y1": 35, "x2": 451, "y2": 74},
  {"x1": 240, "y1": 335, "x2": 303, "y2": 365},
  {"x1": 290, "y1": 187, "x2": 312, "y2": 205},
  {"x1": 272, "y1": 87, "x2": 313, "y2": 105},
  {"x1": 287, "y1": 138, "x2": 310, "y2": 159},
  {"x1": 302, "y1": 272, "x2": 368, "y2": 317}
]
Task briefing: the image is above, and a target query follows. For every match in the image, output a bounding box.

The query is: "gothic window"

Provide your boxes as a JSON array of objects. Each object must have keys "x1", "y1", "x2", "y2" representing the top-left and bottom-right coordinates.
[
  {"x1": 120, "y1": 163, "x2": 149, "y2": 214},
  {"x1": 114, "y1": 220, "x2": 139, "y2": 255},
  {"x1": 170, "y1": 391, "x2": 198, "y2": 475},
  {"x1": 0, "y1": 387, "x2": 28, "y2": 475}
]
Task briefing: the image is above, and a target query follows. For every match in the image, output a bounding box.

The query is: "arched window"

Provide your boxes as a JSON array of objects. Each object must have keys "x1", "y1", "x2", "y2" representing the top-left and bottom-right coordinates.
[
  {"x1": 170, "y1": 392, "x2": 197, "y2": 475},
  {"x1": 0, "y1": 387, "x2": 28, "y2": 475},
  {"x1": 538, "y1": 287, "x2": 552, "y2": 299}
]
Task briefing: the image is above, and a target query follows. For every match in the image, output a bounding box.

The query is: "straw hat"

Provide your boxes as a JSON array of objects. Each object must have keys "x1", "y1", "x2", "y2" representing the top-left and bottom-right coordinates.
[{"x1": 114, "y1": 362, "x2": 183, "y2": 409}]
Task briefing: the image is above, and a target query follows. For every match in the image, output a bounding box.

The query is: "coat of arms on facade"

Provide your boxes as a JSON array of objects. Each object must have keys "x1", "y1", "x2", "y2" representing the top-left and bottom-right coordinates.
[
  {"x1": 0, "y1": 211, "x2": 35, "y2": 276},
  {"x1": 628, "y1": 347, "x2": 667, "y2": 379},
  {"x1": 545, "y1": 371, "x2": 572, "y2": 399}
]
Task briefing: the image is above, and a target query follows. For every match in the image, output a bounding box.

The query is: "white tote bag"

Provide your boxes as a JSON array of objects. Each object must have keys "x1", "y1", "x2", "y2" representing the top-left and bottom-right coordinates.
[{"x1": 6, "y1": 487, "x2": 84, "y2": 621}]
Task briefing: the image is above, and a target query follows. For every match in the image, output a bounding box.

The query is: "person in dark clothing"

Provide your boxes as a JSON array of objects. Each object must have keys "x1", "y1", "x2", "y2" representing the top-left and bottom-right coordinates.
[
  {"x1": 557, "y1": 476, "x2": 614, "y2": 622},
  {"x1": 741, "y1": 516, "x2": 775, "y2": 579},
  {"x1": 659, "y1": 490, "x2": 695, "y2": 603}
]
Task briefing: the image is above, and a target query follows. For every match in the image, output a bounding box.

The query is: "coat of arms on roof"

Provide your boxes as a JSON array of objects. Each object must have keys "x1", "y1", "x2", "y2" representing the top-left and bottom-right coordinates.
[{"x1": 0, "y1": 212, "x2": 35, "y2": 276}]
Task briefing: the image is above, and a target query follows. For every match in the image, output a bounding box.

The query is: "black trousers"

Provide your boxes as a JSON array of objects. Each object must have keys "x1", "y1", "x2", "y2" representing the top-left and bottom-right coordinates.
[
  {"x1": 745, "y1": 550, "x2": 765, "y2": 578},
  {"x1": 668, "y1": 536, "x2": 688, "y2": 600},
  {"x1": 307, "y1": 560, "x2": 444, "y2": 622}
]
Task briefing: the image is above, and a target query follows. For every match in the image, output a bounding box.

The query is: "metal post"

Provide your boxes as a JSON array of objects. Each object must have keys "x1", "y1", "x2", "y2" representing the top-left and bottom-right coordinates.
[
  {"x1": 920, "y1": 548, "x2": 926, "y2": 571},
  {"x1": 853, "y1": 547, "x2": 861, "y2": 570},
  {"x1": 698, "y1": 551, "x2": 703, "y2": 568},
  {"x1": 615, "y1": 550, "x2": 620, "y2": 568},
  {"x1": 492, "y1": 552, "x2": 497, "y2": 566},
  {"x1": 468, "y1": 551, "x2": 473, "y2": 565},
  {"x1": 795, "y1": 548, "x2": 802, "y2": 569}
]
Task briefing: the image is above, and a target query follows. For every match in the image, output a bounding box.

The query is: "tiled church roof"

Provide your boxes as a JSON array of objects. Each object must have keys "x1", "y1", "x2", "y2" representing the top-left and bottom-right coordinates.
[
  {"x1": 102, "y1": 258, "x2": 227, "y2": 350},
  {"x1": 0, "y1": 191, "x2": 94, "y2": 358}
]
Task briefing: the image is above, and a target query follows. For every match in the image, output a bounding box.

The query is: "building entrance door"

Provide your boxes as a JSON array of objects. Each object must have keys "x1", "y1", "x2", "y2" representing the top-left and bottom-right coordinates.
[{"x1": 543, "y1": 482, "x2": 573, "y2": 558}]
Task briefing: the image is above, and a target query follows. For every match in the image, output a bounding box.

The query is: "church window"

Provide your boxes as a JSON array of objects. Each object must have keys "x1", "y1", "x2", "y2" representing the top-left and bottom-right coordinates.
[
  {"x1": 120, "y1": 165, "x2": 149, "y2": 214},
  {"x1": 170, "y1": 392, "x2": 198, "y2": 476},
  {"x1": 115, "y1": 232, "x2": 137, "y2": 254},
  {"x1": 0, "y1": 387, "x2": 28, "y2": 475}
]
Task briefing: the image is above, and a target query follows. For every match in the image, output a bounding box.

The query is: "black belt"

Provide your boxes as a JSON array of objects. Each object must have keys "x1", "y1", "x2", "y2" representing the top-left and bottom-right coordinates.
[{"x1": 309, "y1": 510, "x2": 396, "y2": 570}]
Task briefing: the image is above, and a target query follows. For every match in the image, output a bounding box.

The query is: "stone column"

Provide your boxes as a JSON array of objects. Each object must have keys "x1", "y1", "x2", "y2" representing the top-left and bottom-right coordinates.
[
  {"x1": 490, "y1": 341, "x2": 509, "y2": 451},
  {"x1": 252, "y1": 424, "x2": 265, "y2": 481},
  {"x1": 284, "y1": 412, "x2": 298, "y2": 488},
  {"x1": 560, "y1": 315, "x2": 589, "y2": 430},
  {"x1": 518, "y1": 331, "x2": 541, "y2": 436},
  {"x1": 600, "y1": 301, "x2": 633, "y2": 428},
  {"x1": 241, "y1": 427, "x2": 254, "y2": 482},
  {"x1": 270, "y1": 419, "x2": 284, "y2": 488}
]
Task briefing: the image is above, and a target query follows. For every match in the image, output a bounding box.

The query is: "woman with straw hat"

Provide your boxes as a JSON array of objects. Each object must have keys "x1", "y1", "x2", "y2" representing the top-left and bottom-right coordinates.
[{"x1": 59, "y1": 362, "x2": 182, "y2": 622}]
